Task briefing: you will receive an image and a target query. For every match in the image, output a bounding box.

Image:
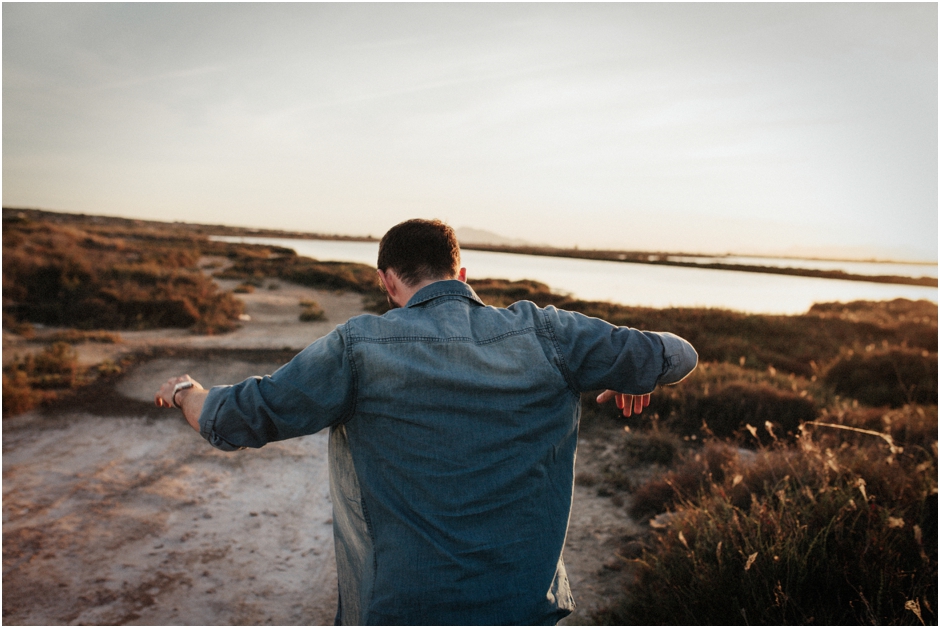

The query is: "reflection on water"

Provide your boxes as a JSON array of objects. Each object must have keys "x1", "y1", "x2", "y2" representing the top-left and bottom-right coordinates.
[{"x1": 212, "y1": 236, "x2": 938, "y2": 315}]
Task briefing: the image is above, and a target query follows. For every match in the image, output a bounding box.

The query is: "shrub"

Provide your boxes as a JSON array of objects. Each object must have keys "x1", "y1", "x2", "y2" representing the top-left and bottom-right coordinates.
[
  {"x1": 217, "y1": 255, "x2": 380, "y2": 295},
  {"x1": 621, "y1": 428, "x2": 683, "y2": 467},
  {"x1": 2, "y1": 312, "x2": 35, "y2": 338},
  {"x1": 694, "y1": 382, "x2": 818, "y2": 444},
  {"x1": 2, "y1": 369, "x2": 43, "y2": 415},
  {"x1": 49, "y1": 329, "x2": 122, "y2": 344},
  {"x1": 628, "y1": 441, "x2": 739, "y2": 521},
  {"x1": 29, "y1": 342, "x2": 80, "y2": 388},
  {"x1": 2, "y1": 342, "x2": 84, "y2": 414},
  {"x1": 604, "y1": 438, "x2": 938, "y2": 625},
  {"x1": 468, "y1": 278, "x2": 565, "y2": 308},
  {"x1": 643, "y1": 365, "x2": 820, "y2": 444},
  {"x1": 809, "y1": 298, "x2": 938, "y2": 330},
  {"x1": 824, "y1": 349, "x2": 938, "y2": 407},
  {"x1": 299, "y1": 302, "x2": 326, "y2": 322},
  {"x1": 809, "y1": 404, "x2": 938, "y2": 467},
  {"x1": 3, "y1": 219, "x2": 243, "y2": 333}
]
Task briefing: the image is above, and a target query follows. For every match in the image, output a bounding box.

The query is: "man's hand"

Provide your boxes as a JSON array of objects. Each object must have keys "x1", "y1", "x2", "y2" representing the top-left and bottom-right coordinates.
[
  {"x1": 596, "y1": 390, "x2": 650, "y2": 418},
  {"x1": 155, "y1": 374, "x2": 203, "y2": 409}
]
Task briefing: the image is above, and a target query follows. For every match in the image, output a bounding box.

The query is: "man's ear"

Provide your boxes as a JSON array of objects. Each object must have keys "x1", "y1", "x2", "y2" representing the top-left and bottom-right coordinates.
[
  {"x1": 457, "y1": 267, "x2": 467, "y2": 283},
  {"x1": 378, "y1": 268, "x2": 404, "y2": 302},
  {"x1": 377, "y1": 269, "x2": 395, "y2": 296}
]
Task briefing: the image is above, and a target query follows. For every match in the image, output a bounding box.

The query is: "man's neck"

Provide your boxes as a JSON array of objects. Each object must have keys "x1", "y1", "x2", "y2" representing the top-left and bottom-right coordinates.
[
  {"x1": 379, "y1": 267, "x2": 467, "y2": 309},
  {"x1": 395, "y1": 276, "x2": 451, "y2": 307}
]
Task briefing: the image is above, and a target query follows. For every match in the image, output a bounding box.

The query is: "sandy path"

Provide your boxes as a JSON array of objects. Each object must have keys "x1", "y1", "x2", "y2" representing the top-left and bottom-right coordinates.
[
  {"x1": 3, "y1": 280, "x2": 635, "y2": 625},
  {"x1": 3, "y1": 416, "x2": 336, "y2": 625}
]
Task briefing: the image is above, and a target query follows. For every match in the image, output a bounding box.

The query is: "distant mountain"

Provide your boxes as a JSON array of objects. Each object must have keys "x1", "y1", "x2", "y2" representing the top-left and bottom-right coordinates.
[{"x1": 455, "y1": 227, "x2": 530, "y2": 247}]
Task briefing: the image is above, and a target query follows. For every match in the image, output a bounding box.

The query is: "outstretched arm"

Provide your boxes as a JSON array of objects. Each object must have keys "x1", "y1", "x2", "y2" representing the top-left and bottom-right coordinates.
[{"x1": 155, "y1": 375, "x2": 209, "y2": 433}]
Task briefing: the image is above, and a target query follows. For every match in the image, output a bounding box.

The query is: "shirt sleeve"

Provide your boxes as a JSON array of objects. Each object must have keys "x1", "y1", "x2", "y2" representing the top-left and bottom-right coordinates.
[
  {"x1": 198, "y1": 327, "x2": 356, "y2": 450},
  {"x1": 541, "y1": 305, "x2": 697, "y2": 394}
]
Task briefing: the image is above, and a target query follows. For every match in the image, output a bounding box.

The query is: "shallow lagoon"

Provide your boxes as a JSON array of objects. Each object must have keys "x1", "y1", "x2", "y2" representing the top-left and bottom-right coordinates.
[{"x1": 213, "y1": 236, "x2": 938, "y2": 315}]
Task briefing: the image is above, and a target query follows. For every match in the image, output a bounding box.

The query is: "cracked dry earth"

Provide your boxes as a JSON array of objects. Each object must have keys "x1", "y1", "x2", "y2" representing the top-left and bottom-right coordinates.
[{"x1": 3, "y1": 281, "x2": 640, "y2": 625}]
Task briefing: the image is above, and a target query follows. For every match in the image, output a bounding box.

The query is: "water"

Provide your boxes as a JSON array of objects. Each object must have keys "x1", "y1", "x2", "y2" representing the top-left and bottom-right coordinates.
[
  {"x1": 666, "y1": 255, "x2": 938, "y2": 279},
  {"x1": 212, "y1": 236, "x2": 938, "y2": 315}
]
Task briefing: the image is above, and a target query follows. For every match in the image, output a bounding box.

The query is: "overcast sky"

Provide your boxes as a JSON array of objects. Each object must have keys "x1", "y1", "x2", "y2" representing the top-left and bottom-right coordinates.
[{"x1": 3, "y1": 3, "x2": 937, "y2": 260}]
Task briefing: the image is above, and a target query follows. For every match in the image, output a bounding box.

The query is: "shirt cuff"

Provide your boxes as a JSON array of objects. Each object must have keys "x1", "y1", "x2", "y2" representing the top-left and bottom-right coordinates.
[
  {"x1": 658, "y1": 332, "x2": 698, "y2": 385},
  {"x1": 199, "y1": 385, "x2": 244, "y2": 452}
]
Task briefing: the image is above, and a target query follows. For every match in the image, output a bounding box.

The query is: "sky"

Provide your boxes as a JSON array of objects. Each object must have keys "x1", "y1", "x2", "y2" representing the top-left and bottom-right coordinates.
[{"x1": 3, "y1": 3, "x2": 937, "y2": 261}]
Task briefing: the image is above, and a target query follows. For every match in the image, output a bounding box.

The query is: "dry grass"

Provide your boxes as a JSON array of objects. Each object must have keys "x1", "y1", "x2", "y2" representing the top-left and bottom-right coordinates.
[
  {"x1": 3, "y1": 218, "x2": 243, "y2": 333},
  {"x1": 2, "y1": 342, "x2": 86, "y2": 414},
  {"x1": 600, "y1": 408, "x2": 938, "y2": 625},
  {"x1": 824, "y1": 348, "x2": 938, "y2": 408}
]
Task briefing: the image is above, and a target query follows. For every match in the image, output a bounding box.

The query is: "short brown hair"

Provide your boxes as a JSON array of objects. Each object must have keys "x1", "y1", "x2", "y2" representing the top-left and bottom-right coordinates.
[{"x1": 377, "y1": 219, "x2": 461, "y2": 287}]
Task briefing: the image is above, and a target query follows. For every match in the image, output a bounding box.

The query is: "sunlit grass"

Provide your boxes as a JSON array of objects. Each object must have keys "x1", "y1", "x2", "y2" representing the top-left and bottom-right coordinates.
[{"x1": 598, "y1": 407, "x2": 937, "y2": 625}]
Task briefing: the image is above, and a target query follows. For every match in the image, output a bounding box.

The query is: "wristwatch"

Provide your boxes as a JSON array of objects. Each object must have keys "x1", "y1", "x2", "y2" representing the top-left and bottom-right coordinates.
[{"x1": 172, "y1": 381, "x2": 195, "y2": 408}]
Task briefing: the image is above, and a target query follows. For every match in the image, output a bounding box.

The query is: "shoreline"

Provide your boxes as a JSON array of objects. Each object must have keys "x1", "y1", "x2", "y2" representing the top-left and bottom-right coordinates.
[{"x1": 6, "y1": 207, "x2": 935, "y2": 289}]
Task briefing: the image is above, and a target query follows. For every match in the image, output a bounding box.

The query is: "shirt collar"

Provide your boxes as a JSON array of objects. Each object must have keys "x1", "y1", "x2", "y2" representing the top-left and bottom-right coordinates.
[{"x1": 406, "y1": 279, "x2": 485, "y2": 308}]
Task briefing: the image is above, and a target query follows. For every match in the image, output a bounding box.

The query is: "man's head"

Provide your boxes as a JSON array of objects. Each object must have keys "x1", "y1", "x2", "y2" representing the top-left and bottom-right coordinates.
[
  {"x1": 376, "y1": 219, "x2": 464, "y2": 308},
  {"x1": 377, "y1": 219, "x2": 461, "y2": 286}
]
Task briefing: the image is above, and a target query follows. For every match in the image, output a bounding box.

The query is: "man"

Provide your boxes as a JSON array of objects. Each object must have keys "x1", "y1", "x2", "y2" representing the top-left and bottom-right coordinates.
[{"x1": 155, "y1": 219, "x2": 697, "y2": 625}]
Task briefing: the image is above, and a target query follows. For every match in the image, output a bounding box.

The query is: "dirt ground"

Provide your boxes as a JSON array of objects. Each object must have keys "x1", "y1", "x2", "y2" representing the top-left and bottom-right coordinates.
[{"x1": 3, "y1": 280, "x2": 640, "y2": 625}]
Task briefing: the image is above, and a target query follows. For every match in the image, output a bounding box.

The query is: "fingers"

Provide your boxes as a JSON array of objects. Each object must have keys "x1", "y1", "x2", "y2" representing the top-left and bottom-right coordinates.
[
  {"x1": 621, "y1": 394, "x2": 633, "y2": 417},
  {"x1": 597, "y1": 389, "x2": 653, "y2": 418}
]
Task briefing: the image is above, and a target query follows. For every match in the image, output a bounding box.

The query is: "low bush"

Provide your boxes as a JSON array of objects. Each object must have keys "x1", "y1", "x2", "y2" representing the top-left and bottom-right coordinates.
[
  {"x1": 49, "y1": 329, "x2": 122, "y2": 344},
  {"x1": 628, "y1": 441, "x2": 739, "y2": 521},
  {"x1": 468, "y1": 278, "x2": 565, "y2": 308},
  {"x1": 824, "y1": 348, "x2": 938, "y2": 407},
  {"x1": 809, "y1": 404, "x2": 938, "y2": 467},
  {"x1": 2, "y1": 342, "x2": 83, "y2": 414},
  {"x1": 621, "y1": 429, "x2": 683, "y2": 467},
  {"x1": 694, "y1": 382, "x2": 818, "y2": 444},
  {"x1": 299, "y1": 302, "x2": 326, "y2": 322},
  {"x1": 639, "y1": 363, "x2": 822, "y2": 444},
  {"x1": 216, "y1": 255, "x2": 380, "y2": 295},
  {"x1": 605, "y1": 436, "x2": 938, "y2": 625},
  {"x1": 2, "y1": 369, "x2": 45, "y2": 415},
  {"x1": 3, "y1": 219, "x2": 243, "y2": 333},
  {"x1": 596, "y1": 429, "x2": 687, "y2": 495}
]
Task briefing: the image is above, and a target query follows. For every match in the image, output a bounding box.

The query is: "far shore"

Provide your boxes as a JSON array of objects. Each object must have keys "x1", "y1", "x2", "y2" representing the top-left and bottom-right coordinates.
[{"x1": 6, "y1": 207, "x2": 936, "y2": 288}]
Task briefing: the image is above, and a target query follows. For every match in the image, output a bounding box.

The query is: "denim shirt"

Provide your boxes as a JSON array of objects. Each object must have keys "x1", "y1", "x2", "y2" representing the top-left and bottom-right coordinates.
[{"x1": 199, "y1": 280, "x2": 697, "y2": 625}]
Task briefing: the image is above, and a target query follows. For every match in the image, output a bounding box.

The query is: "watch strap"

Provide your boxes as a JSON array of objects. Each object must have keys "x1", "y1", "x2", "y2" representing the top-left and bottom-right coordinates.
[{"x1": 172, "y1": 381, "x2": 195, "y2": 408}]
